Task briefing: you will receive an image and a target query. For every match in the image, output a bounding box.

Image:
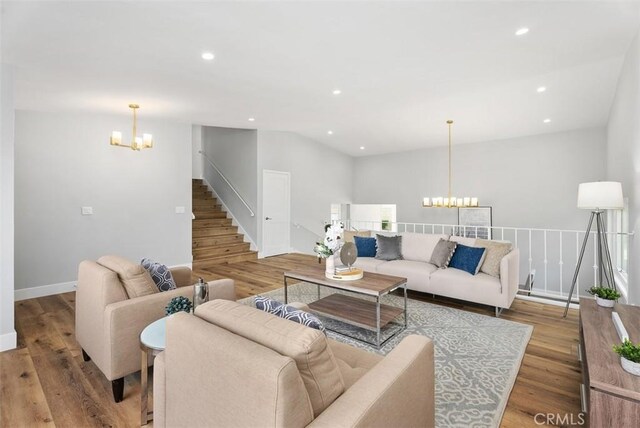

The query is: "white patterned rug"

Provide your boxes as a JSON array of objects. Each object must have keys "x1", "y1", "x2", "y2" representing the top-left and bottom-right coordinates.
[{"x1": 240, "y1": 282, "x2": 532, "y2": 428}]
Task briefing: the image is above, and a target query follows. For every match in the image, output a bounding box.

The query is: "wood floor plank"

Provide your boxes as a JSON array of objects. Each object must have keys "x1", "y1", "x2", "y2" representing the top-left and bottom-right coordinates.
[
  {"x1": 0, "y1": 348, "x2": 54, "y2": 427},
  {"x1": 2, "y1": 253, "x2": 582, "y2": 428}
]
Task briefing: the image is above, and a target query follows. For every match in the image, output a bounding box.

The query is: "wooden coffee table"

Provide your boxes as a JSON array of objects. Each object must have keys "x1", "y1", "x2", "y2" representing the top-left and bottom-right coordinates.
[{"x1": 284, "y1": 266, "x2": 407, "y2": 348}]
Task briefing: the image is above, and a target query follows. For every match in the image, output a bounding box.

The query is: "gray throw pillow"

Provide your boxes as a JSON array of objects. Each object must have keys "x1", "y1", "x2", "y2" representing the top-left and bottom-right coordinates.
[
  {"x1": 375, "y1": 234, "x2": 403, "y2": 261},
  {"x1": 430, "y1": 239, "x2": 457, "y2": 269}
]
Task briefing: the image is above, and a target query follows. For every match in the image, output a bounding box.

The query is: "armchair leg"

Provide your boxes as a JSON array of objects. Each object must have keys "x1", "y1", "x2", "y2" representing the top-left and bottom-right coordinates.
[
  {"x1": 112, "y1": 377, "x2": 124, "y2": 403},
  {"x1": 82, "y1": 349, "x2": 91, "y2": 362}
]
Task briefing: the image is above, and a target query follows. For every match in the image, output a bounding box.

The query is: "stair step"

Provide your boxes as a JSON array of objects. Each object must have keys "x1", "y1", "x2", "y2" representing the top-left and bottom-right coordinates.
[
  {"x1": 193, "y1": 199, "x2": 219, "y2": 207},
  {"x1": 193, "y1": 218, "x2": 233, "y2": 228},
  {"x1": 193, "y1": 226, "x2": 238, "y2": 238},
  {"x1": 193, "y1": 211, "x2": 227, "y2": 220},
  {"x1": 193, "y1": 242, "x2": 251, "y2": 259},
  {"x1": 192, "y1": 192, "x2": 213, "y2": 199},
  {"x1": 193, "y1": 234, "x2": 245, "y2": 248},
  {"x1": 193, "y1": 252, "x2": 258, "y2": 269},
  {"x1": 192, "y1": 179, "x2": 204, "y2": 184}
]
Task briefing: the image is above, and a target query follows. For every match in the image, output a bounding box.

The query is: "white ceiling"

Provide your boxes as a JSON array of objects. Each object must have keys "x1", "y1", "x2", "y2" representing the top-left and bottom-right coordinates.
[{"x1": 3, "y1": 1, "x2": 639, "y2": 156}]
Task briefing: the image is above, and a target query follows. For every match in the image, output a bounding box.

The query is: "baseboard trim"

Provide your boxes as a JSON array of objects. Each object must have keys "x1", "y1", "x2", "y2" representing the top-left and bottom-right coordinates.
[
  {"x1": 0, "y1": 331, "x2": 17, "y2": 352},
  {"x1": 15, "y1": 281, "x2": 76, "y2": 301}
]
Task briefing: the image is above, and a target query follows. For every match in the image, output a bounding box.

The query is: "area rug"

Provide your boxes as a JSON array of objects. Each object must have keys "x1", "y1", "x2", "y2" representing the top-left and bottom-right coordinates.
[{"x1": 240, "y1": 282, "x2": 533, "y2": 428}]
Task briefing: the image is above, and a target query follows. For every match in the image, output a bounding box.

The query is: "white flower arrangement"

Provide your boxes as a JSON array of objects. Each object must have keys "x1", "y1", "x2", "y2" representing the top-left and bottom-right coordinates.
[{"x1": 313, "y1": 222, "x2": 344, "y2": 259}]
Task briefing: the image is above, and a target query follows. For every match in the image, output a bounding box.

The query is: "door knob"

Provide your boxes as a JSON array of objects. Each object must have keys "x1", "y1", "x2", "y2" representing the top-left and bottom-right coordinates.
[{"x1": 265, "y1": 217, "x2": 272, "y2": 220}]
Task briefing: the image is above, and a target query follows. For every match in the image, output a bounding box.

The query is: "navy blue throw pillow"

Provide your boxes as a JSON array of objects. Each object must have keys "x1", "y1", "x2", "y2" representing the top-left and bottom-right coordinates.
[
  {"x1": 449, "y1": 244, "x2": 487, "y2": 275},
  {"x1": 354, "y1": 236, "x2": 377, "y2": 258}
]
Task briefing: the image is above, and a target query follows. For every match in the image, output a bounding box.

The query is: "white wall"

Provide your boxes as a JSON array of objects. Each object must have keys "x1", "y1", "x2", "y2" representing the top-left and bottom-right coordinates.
[
  {"x1": 353, "y1": 127, "x2": 607, "y2": 231},
  {"x1": 201, "y1": 126, "x2": 258, "y2": 243},
  {"x1": 607, "y1": 29, "x2": 640, "y2": 305},
  {"x1": 257, "y1": 130, "x2": 353, "y2": 254},
  {"x1": 192, "y1": 124, "x2": 203, "y2": 179},
  {"x1": 1, "y1": 64, "x2": 17, "y2": 351},
  {"x1": 14, "y1": 110, "x2": 192, "y2": 294}
]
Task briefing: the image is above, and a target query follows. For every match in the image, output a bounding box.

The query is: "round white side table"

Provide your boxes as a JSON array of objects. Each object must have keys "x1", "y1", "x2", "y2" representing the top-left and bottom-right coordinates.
[{"x1": 140, "y1": 317, "x2": 167, "y2": 426}]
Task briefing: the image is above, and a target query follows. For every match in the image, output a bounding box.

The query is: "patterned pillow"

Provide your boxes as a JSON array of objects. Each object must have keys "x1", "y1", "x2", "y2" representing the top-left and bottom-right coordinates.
[
  {"x1": 141, "y1": 258, "x2": 177, "y2": 292},
  {"x1": 254, "y1": 295, "x2": 284, "y2": 314},
  {"x1": 280, "y1": 304, "x2": 326, "y2": 333}
]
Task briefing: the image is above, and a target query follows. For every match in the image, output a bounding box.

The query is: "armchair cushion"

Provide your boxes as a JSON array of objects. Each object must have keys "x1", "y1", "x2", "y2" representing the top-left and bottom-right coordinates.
[
  {"x1": 141, "y1": 258, "x2": 177, "y2": 292},
  {"x1": 97, "y1": 255, "x2": 157, "y2": 298},
  {"x1": 195, "y1": 300, "x2": 345, "y2": 417}
]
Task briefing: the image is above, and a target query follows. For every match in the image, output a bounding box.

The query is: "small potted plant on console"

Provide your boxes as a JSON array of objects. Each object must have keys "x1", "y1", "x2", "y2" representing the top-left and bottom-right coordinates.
[
  {"x1": 613, "y1": 339, "x2": 640, "y2": 376},
  {"x1": 587, "y1": 286, "x2": 621, "y2": 308}
]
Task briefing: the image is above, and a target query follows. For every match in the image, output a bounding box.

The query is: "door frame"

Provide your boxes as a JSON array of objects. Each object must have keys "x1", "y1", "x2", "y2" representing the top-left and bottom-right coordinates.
[{"x1": 261, "y1": 169, "x2": 291, "y2": 257}]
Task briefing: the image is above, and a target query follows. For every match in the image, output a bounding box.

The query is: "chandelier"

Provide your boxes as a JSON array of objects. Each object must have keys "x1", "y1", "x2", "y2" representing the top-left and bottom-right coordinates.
[
  {"x1": 423, "y1": 120, "x2": 478, "y2": 208},
  {"x1": 110, "y1": 104, "x2": 153, "y2": 151}
]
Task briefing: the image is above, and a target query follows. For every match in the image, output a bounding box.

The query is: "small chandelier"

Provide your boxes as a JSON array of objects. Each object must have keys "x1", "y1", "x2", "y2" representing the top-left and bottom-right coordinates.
[
  {"x1": 110, "y1": 104, "x2": 153, "y2": 151},
  {"x1": 423, "y1": 120, "x2": 478, "y2": 208}
]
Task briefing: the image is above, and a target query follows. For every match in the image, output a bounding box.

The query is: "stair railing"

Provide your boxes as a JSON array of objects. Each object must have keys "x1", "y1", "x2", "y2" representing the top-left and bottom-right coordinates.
[{"x1": 199, "y1": 150, "x2": 255, "y2": 217}]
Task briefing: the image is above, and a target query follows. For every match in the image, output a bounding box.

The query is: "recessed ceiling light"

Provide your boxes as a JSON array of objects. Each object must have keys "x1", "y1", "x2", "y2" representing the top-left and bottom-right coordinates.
[
  {"x1": 543, "y1": 118, "x2": 551, "y2": 123},
  {"x1": 515, "y1": 28, "x2": 529, "y2": 36},
  {"x1": 327, "y1": 130, "x2": 333, "y2": 135},
  {"x1": 201, "y1": 52, "x2": 215, "y2": 61},
  {"x1": 332, "y1": 89, "x2": 342, "y2": 95},
  {"x1": 537, "y1": 86, "x2": 546, "y2": 93},
  {"x1": 248, "y1": 117, "x2": 255, "y2": 122},
  {"x1": 360, "y1": 146, "x2": 365, "y2": 150}
]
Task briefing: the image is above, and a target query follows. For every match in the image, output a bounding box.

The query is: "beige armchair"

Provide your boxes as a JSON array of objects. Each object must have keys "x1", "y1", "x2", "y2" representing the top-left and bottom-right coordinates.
[
  {"x1": 154, "y1": 300, "x2": 435, "y2": 427},
  {"x1": 75, "y1": 255, "x2": 236, "y2": 402}
]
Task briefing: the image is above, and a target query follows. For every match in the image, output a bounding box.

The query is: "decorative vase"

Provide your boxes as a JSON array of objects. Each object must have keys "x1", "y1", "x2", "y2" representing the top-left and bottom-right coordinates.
[
  {"x1": 620, "y1": 357, "x2": 640, "y2": 376},
  {"x1": 325, "y1": 255, "x2": 335, "y2": 276},
  {"x1": 595, "y1": 296, "x2": 616, "y2": 308},
  {"x1": 193, "y1": 277, "x2": 209, "y2": 311}
]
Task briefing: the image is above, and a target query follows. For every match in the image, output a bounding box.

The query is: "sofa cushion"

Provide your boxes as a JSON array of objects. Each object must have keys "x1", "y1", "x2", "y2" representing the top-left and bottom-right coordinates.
[
  {"x1": 343, "y1": 229, "x2": 371, "y2": 243},
  {"x1": 375, "y1": 234, "x2": 403, "y2": 261},
  {"x1": 354, "y1": 236, "x2": 377, "y2": 257},
  {"x1": 97, "y1": 255, "x2": 158, "y2": 298},
  {"x1": 141, "y1": 258, "x2": 177, "y2": 292},
  {"x1": 376, "y1": 260, "x2": 434, "y2": 286},
  {"x1": 353, "y1": 257, "x2": 388, "y2": 272},
  {"x1": 428, "y1": 268, "x2": 502, "y2": 306},
  {"x1": 195, "y1": 300, "x2": 344, "y2": 417},
  {"x1": 449, "y1": 244, "x2": 486, "y2": 275},
  {"x1": 476, "y1": 239, "x2": 512, "y2": 278},
  {"x1": 400, "y1": 233, "x2": 448, "y2": 263},
  {"x1": 429, "y1": 239, "x2": 457, "y2": 268}
]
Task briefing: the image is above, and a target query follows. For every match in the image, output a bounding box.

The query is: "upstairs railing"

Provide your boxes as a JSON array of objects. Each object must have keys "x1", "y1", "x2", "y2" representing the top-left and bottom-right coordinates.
[
  {"x1": 340, "y1": 220, "x2": 634, "y2": 304},
  {"x1": 199, "y1": 150, "x2": 255, "y2": 217}
]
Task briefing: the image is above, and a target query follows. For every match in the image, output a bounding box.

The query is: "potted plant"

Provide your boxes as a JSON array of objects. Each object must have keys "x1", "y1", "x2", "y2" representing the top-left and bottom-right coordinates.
[
  {"x1": 586, "y1": 286, "x2": 621, "y2": 308},
  {"x1": 613, "y1": 339, "x2": 640, "y2": 376},
  {"x1": 314, "y1": 223, "x2": 343, "y2": 276}
]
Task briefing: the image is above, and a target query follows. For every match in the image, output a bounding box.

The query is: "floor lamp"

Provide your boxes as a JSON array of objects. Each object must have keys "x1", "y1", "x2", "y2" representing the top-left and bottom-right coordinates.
[{"x1": 563, "y1": 182, "x2": 624, "y2": 317}]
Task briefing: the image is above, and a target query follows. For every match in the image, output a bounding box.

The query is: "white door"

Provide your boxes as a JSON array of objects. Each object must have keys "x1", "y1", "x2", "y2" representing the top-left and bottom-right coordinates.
[{"x1": 262, "y1": 170, "x2": 291, "y2": 257}]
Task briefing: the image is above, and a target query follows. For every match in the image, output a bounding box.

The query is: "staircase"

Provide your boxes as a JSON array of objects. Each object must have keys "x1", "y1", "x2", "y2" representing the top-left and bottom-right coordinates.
[{"x1": 192, "y1": 179, "x2": 257, "y2": 269}]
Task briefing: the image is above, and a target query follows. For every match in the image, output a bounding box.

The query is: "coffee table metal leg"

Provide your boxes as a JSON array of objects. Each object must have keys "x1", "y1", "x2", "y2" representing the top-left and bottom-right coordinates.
[
  {"x1": 317, "y1": 284, "x2": 320, "y2": 300},
  {"x1": 376, "y1": 296, "x2": 381, "y2": 348},
  {"x1": 284, "y1": 276, "x2": 288, "y2": 304},
  {"x1": 141, "y1": 348, "x2": 148, "y2": 426},
  {"x1": 404, "y1": 282, "x2": 408, "y2": 328}
]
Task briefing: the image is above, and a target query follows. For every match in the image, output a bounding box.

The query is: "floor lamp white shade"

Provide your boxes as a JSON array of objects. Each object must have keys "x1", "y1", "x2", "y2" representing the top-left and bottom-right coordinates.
[{"x1": 577, "y1": 181, "x2": 624, "y2": 210}]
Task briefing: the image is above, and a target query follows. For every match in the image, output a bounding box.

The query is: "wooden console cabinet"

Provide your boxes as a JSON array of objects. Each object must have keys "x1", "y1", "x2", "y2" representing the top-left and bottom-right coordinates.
[{"x1": 579, "y1": 298, "x2": 640, "y2": 426}]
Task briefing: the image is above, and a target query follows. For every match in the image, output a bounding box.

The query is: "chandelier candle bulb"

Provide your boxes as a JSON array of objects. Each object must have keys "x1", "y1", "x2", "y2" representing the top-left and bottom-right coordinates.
[
  {"x1": 471, "y1": 198, "x2": 479, "y2": 207},
  {"x1": 464, "y1": 197, "x2": 470, "y2": 206},
  {"x1": 423, "y1": 198, "x2": 432, "y2": 207},
  {"x1": 110, "y1": 131, "x2": 122, "y2": 146},
  {"x1": 143, "y1": 134, "x2": 153, "y2": 148}
]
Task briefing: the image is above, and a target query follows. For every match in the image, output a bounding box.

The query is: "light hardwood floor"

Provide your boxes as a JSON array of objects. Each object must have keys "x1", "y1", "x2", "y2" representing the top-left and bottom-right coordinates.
[{"x1": 1, "y1": 253, "x2": 581, "y2": 427}]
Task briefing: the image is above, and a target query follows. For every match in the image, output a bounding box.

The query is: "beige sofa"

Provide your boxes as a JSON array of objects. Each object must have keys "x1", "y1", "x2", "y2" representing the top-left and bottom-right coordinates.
[
  {"x1": 75, "y1": 255, "x2": 236, "y2": 402},
  {"x1": 353, "y1": 232, "x2": 520, "y2": 316},
  {"x1": 154, "y1": 299, "x2": 435, "y2": 428}
]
